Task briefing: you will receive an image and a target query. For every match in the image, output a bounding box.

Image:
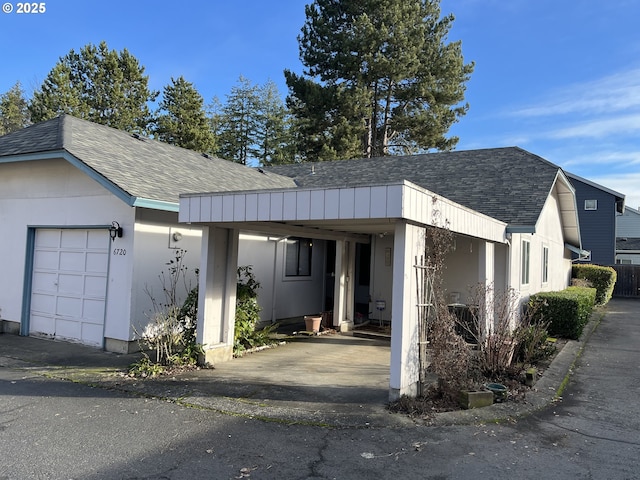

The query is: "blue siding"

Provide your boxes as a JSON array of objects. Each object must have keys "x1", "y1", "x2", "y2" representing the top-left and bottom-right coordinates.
[{"x1": 571, "y1": 178, "x2": 617, "y2": 265}]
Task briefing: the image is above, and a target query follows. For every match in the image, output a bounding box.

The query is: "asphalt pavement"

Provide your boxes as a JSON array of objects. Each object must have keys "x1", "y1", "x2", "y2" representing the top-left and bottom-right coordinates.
[{"x1": 1, "y1": 298, "x2": 636, "y2": 428}]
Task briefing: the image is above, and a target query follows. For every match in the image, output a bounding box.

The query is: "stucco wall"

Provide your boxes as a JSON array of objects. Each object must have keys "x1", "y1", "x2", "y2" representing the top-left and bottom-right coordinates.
[
  {"x1": 238, "y1": 234, "x2": 326, "y2": 323},
  {"x1": 127, "y1": 209, "x2": 202, "y2": 341},
  {"x1": 0, "y1": 159, "x2": 133, "y2": 332}
]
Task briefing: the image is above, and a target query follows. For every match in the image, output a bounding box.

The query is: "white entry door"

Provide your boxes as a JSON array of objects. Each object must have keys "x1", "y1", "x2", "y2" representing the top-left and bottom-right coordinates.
[{"x1": 30, "y1": 229, "x2": 109, "y2": 347}]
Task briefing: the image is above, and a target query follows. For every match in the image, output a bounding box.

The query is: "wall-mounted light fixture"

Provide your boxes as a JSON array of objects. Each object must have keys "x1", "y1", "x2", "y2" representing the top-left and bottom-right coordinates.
[{"x1": 109, "y1": 221, "x2": 123, "y2": 242}]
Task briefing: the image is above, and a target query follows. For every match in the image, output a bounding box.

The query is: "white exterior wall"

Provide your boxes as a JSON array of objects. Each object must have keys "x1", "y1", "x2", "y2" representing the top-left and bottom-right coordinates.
[
  {"x1": 0, "y1": 159, "x2": 133, "y2": 335},
  {"x1": 509, "y1": 187, "x2": 572, "y2": 301},
  {"x1": 237, "y1": 234, "x2": 325, "y2": 323},
  {"x1": 370, "y1": 234, "x2": 394, "y2": 323},
  {"x1": 127, "y1": 212, "x2": 202, "y2": 341}
]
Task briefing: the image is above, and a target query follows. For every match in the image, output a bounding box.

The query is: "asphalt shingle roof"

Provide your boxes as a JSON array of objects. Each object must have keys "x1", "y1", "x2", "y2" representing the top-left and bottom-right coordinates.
[
  {"x1": 0, "y1": 115, "x2": 296, "y2": 205},
  {"x1": 266, "y1": 148, "x2": 563, "y2": 227},
  {"x1": 617, "y1": 237, "x2": 640, "y2": 251}
]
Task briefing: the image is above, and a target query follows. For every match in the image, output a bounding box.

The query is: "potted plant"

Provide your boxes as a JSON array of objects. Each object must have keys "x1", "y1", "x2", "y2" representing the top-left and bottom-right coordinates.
[{"x1": 304, "y1": 315, "x2": 322, "y2": 333}]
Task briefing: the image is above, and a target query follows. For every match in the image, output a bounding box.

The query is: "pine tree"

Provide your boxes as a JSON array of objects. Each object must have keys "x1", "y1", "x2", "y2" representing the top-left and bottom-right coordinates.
[
  {"x1": 0, "y1": 82, "x2": 30, "y2": 134},
  {"x1": 286, "y1": 0, "x2": 474, "y2": 160},
  {"x1": 216, "y1": 76, "x2": 260, "y2": 165},
  {"x1": 154, "y1": 76, "x2": 216, "y2": 153},
  {"x1": 29, "y1": 41, "x2": 157, "y2": 133},
  {"x1": 255, "y1": 80, "x2": 294, "y2": 165}
]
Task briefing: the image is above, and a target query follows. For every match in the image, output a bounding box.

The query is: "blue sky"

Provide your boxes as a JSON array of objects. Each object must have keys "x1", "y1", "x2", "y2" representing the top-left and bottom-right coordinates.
[{"x1": 1, "y1": 0, "x2": 639, "y2": 208}]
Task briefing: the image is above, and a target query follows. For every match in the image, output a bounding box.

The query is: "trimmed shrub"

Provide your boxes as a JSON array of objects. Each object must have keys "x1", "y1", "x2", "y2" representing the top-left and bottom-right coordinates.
[
  {"x1": 529, "y1": 286, "x2": 596, "y2": 340},
  {"x1": 572, "y1": 264, "x2": 616, "y2": 306}
]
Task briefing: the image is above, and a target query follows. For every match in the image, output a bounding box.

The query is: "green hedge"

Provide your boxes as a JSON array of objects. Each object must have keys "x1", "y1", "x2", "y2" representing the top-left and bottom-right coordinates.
[
  {"x1": 572, "y1": 264, "x2": 616, "y2": 306},
  {"x1": 529, "y1": 286, "x2": 596, "y2": 340}
]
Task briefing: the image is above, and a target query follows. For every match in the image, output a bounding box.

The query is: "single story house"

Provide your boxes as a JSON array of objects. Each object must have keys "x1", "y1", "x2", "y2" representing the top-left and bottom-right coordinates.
[
  {"x1": 180, "y1": 147, "x2": 585, "y2": 399},
  {"x1": 1, "y1": 116, "x2": 586, "y2": 400},
  {"x1": 566, "y1": 172, "x2": 625, "y2": 265}
]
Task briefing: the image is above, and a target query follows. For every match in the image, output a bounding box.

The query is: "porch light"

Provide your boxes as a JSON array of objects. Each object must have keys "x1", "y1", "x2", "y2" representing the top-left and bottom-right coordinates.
[{"x1": 109, "y1": 221, "x2": 123, "y2": 241}]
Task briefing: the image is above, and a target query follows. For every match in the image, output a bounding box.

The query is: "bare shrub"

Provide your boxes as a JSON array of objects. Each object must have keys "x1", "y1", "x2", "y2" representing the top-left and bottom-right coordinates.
[{"x1": 422, "y1": 198, "x2": 474, "y2": 399}]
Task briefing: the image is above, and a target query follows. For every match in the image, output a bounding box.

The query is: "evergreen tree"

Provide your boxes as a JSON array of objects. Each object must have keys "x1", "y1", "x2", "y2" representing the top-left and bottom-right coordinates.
[
  {"x1": 154, "y1": 76, "x2": 216, "y2": 153},
  {"x1": 216, "y1": 76, "x2": 260, "y2": 165},
  {"x1": 29, "y1": 41, "x2": 157, "y2": 133},
  {"x1": 0, "y1": 81, "x2": 30, "y2": 134},
  {"x1": 286, "y1": 0, "x2": 474, "y2": 160},
  {"x1": 255, "y1": 80, "x2": 294, "y2": 165}
]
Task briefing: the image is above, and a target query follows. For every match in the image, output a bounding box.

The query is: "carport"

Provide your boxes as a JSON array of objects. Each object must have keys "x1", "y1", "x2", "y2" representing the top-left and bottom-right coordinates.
[{"x1": 179, "y1": 180, "x2": 507, "y2": 400}]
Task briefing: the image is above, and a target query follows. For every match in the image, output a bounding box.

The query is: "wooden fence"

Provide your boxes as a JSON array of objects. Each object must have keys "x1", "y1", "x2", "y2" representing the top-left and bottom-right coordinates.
[{"x1": 612, "y1": 265, "x2": 640, "y2": 298}]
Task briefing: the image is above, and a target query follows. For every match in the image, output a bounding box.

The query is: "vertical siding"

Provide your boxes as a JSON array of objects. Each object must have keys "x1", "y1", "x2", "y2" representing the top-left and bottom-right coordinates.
[{"x1": 571, "y1": 179, "x2": 617, "y2": 265}]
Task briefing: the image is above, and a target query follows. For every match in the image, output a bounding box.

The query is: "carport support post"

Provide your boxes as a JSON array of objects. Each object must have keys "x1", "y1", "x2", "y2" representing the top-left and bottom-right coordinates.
[
  {"x1": 389, "y1": 221, "x2": 422, "y2": 401},
  {"x1": 333, "y1": 239, "x2": 355, "y2": 331},
  {"x1": 197, "y1": 226, "x2": 239, "y2": 365}
]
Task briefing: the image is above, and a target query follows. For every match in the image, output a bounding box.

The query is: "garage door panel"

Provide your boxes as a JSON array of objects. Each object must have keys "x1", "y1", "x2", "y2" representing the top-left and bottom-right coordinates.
[
  {"x1": 57, "y1": 273, "x2": 84, "y2": 294},
  {"x1": 35, "y1": 229, "x2": 61, "y2": 248},
  {"x1": 86, "y1": 252, "x2": 109, "y2": 273},
  {"x1": 83, "y1": 298, "x2": 107, "y2": 322},
  {"x1": 87, "y1": 230, "x2": 107, "y2": 248},
  {"x1": 56, "y1": 295, "x2": 82, "y2": 317},
  {"x1": 59, "y1": 251, "x2": 86, "y2": 272},
  {"x1": 33, "y1": 250, "x2": 60, "y2": 270},
  {"x1": 85, "y1": 275, "x2": 107, "y2": 296},
  {"x1": 32, "y1": 272, "x2": 58, "y2": 293},
  {"x1": 30, "y1": 313, "x2": 55, "y2": 336},
  {"x1": 60, "y1": 230, "x2": 87, "y2": 248},
  {"x1": 81, "y1": 323, "x2": 104, "y2": 347},
  {"x1": 31, "y1": 293, "x2": 56, "y2": 314},
  {"x1": 55, "y1": 318, "x2": 81, "y2": 340}
]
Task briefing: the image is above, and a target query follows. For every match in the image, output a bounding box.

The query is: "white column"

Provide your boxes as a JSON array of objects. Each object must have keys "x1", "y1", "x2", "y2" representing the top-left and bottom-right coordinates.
[
  {"x1": 478, "y1": 241, "x2": 495, "y2": 334},
  {"x1": 389, "y1": 221, "x2": 423, "y2": 401},
  {"x1": 333, "y1": 239, "x2": 355, "y2": 331},
  {"x1": 197, "y1": 226, "x2": 239, "y2": 365}
]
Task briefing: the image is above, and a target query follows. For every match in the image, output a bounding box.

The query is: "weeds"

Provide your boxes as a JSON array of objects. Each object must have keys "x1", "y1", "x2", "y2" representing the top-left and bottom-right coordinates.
[{"x1": 129, "y1": 249, "x2": 203, "y2": 377}]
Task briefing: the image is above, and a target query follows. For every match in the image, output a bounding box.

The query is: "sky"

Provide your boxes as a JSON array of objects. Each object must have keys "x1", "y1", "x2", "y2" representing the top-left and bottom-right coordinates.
[{"x1": 1, "y1": 0, "x2": 639, "y2": 209}]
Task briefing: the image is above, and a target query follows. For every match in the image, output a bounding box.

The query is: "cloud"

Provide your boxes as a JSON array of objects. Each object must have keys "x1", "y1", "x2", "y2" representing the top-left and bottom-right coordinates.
[
  {"x1": 560, "y1": 149, "x2": 640, "y2": 168},
  {"x1": 550, "y1": 113, "x2": 640, "y2": 139},
  {"x1": 588, "y1": 172, "x2": 640, "y2": 210},
  {"x1": 511, "y1": 68, "x2": 640, "y2": 118}
]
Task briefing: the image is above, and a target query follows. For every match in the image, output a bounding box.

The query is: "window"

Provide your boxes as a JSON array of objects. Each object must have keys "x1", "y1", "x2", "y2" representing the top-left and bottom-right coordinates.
[
  {"x1": 542, "y1": 246, "x2": 549, "y2": 283},
  {"x1": 285, "y1": 237, "x2": 312, "y2": 276},
  {"x1": 584, "y1": 199, "x2": 598, "y2": 210},
  {"x1": 521, "y1": 240, "x2": 530, "y2": 285}
]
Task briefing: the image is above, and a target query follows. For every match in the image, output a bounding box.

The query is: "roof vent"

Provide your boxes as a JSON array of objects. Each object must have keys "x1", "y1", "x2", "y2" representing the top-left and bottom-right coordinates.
[
  {"x1": 257, "y1": 168, "x2": 265, "y2": 174},
  {"x1": 131, "y1": 133, "x2": 145, "y2": 141},
  {"x1": 202, "y1": 153, "x2": 211, "y2": 159}
]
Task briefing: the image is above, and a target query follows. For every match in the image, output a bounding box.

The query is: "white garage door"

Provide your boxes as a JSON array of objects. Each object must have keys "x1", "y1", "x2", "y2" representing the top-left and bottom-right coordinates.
[{"x1": 30, "y1": 229, "x2": 109, "y2": 347}]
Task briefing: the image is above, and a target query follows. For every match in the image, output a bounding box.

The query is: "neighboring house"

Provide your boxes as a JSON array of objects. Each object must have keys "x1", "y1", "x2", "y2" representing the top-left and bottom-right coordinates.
[
  {"x1": 0, "y1": 115, "x2": 299, "y2": 352},
  {"x1": 566, "y1": 172, "x2": 625, "y2": 265},
  {"x1": 180, "y1": 147, "x2": 585, "y2": 400},
  {"x1": 616, "y1": 206, "x2": 640, "y2": 264}
]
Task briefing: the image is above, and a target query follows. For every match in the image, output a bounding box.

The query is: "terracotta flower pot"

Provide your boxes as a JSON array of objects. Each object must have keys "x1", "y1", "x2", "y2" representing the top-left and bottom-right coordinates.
[{"x1": 304, "y1": 316, "x2": 322, "y2": 333}]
